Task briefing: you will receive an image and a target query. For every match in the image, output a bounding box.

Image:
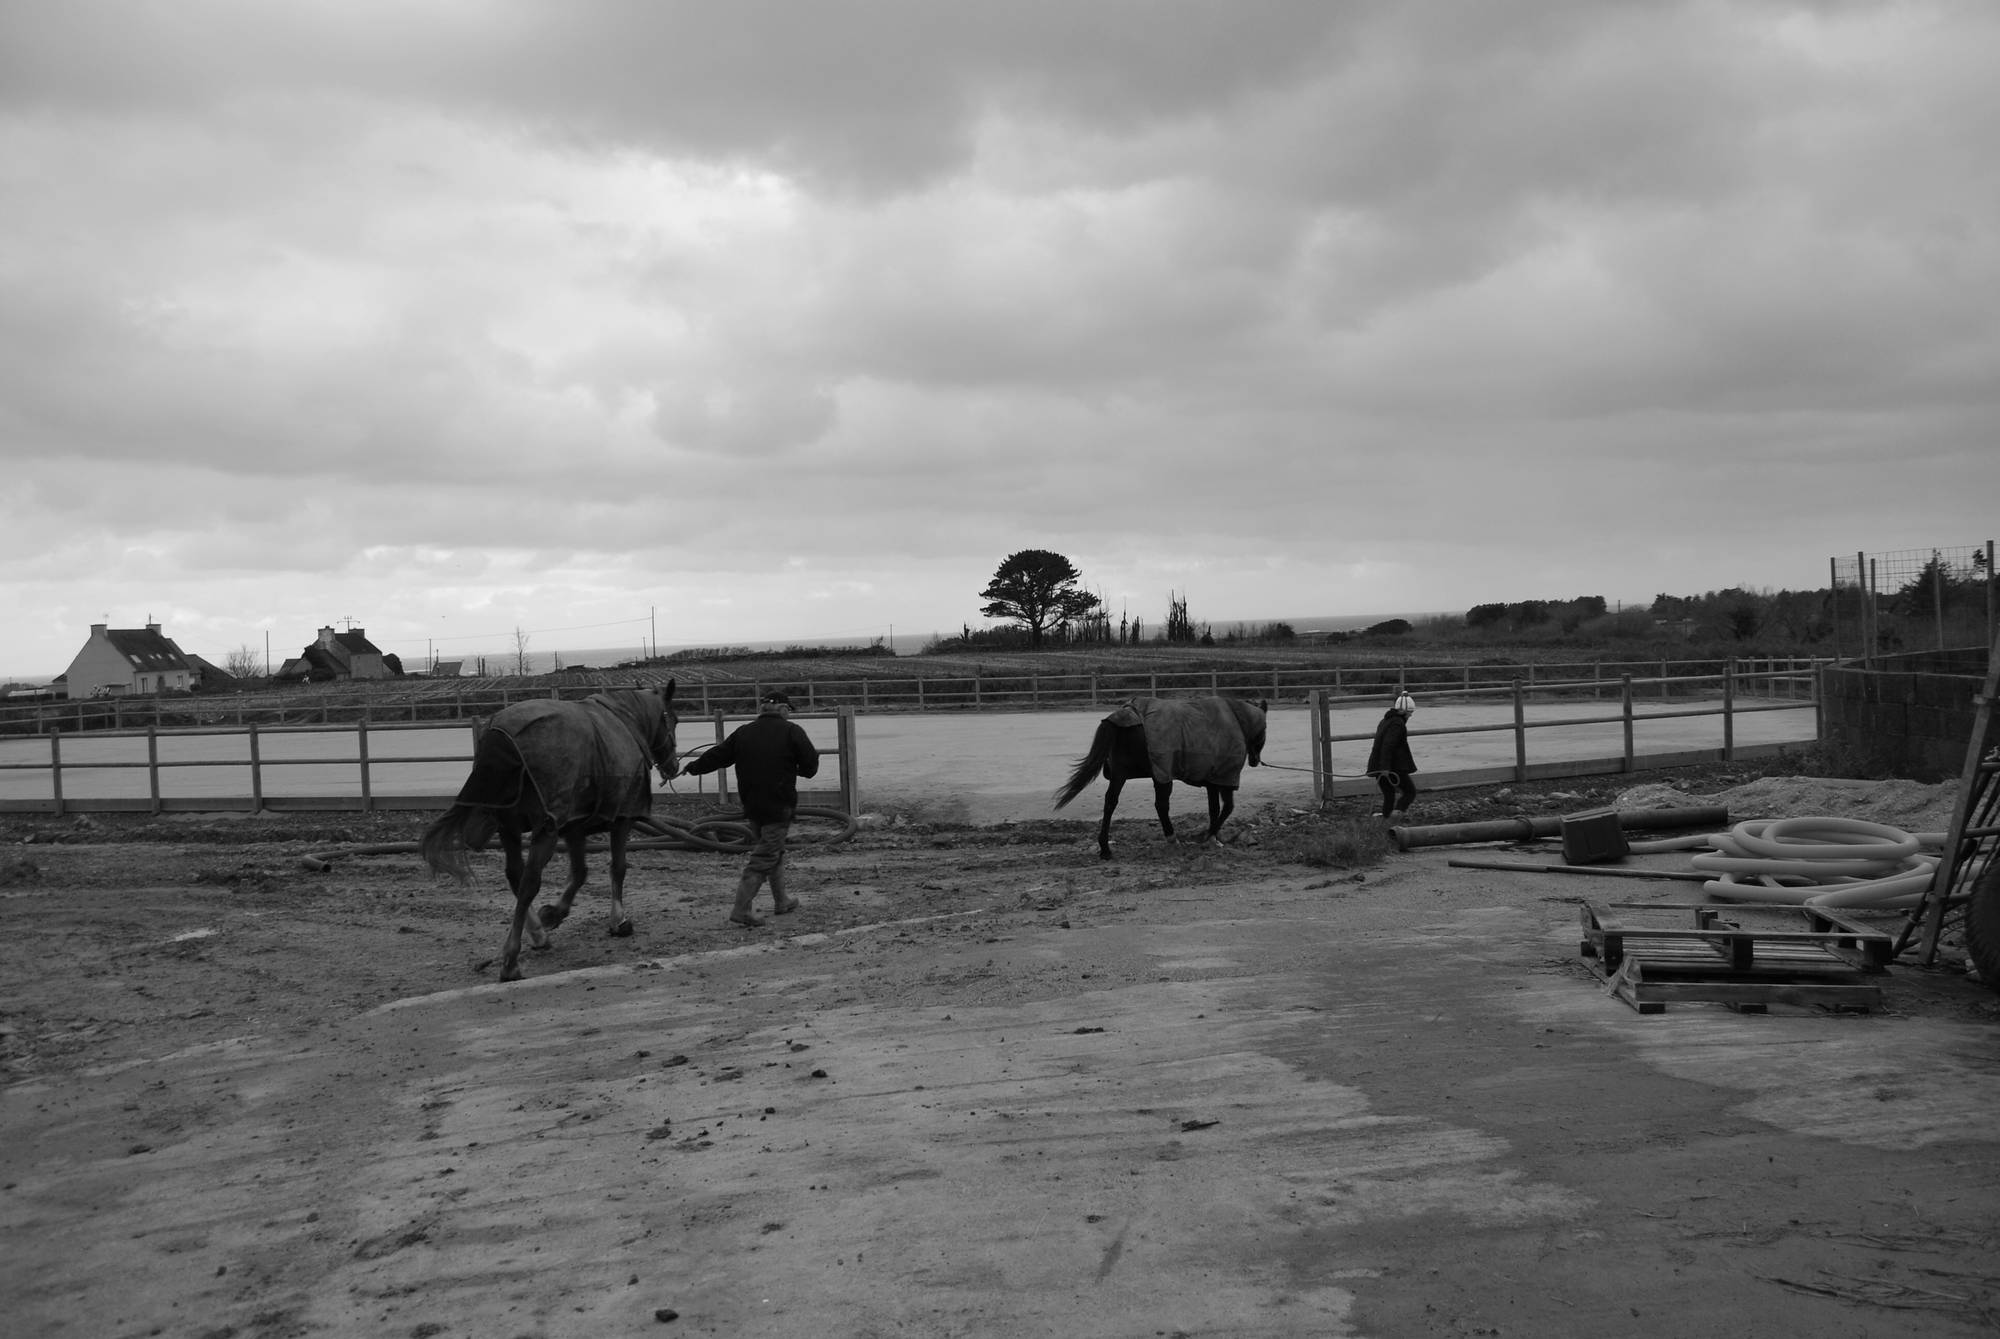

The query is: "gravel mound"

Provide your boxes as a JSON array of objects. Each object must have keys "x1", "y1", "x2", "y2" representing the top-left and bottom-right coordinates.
[{"x1": 1614, "y1": 776, "x2": 1960, "y2": 835}]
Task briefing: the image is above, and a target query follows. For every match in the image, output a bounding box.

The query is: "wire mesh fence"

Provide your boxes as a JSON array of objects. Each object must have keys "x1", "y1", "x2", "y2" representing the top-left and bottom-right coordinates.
[{"x1": 1829, "y1": 541, "x2": 1996, "y2": 663}]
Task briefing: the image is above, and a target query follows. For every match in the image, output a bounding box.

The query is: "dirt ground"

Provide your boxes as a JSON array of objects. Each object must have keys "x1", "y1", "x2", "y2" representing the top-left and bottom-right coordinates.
[{"x1": 4, "y1": 763, "x2": 1998, "y2": 1337}]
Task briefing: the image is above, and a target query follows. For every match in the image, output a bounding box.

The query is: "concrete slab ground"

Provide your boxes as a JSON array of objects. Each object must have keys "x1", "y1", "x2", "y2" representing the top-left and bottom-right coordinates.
[{"x1": 6, "y1": 842, "x2": 1995, "y2": 1337}]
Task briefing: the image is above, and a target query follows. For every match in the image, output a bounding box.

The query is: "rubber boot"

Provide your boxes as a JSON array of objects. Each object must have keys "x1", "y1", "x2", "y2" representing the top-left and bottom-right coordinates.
[
  {"x1": 730, "y1": 869, "x2": 766, "y2": 927},
  {"x1": 771, "y1": 863, "x2": 798, "y2": 916}
]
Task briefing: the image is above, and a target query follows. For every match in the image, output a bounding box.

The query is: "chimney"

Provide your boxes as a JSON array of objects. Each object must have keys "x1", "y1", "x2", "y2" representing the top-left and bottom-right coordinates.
[
  {"x1": 318, "y1": 626, "x2": 336, "y2": 647},
  {"x1": 91, "y1": 623, "x2": 107, "y2": 637},
  {"x1": 146, "y1": 622, "x2": 160, "y2": 634}
]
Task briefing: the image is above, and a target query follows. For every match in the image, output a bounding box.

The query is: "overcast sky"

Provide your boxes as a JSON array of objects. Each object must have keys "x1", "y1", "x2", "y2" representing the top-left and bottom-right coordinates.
[{"x1": 2, "y1": 1, "x2": 1996, "y2": 677}]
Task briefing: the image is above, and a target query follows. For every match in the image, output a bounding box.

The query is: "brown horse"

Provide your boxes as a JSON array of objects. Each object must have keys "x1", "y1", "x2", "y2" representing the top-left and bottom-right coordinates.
[
  {"x1": 420, "y1": 683, "x2": 679, "y2": 980},
  {"x1": 1052, "y1": 696, "x2": 1268, "y2": 859}
]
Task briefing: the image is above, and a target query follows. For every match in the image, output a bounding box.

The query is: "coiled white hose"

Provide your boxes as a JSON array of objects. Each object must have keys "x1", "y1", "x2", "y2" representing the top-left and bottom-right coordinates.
[{"x1": 1693, "y1": 817, "x2": 1944, "y2": 910}]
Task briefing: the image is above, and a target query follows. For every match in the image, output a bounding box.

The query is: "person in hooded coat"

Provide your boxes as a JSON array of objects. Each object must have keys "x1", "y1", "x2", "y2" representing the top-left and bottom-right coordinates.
[{"x1": 1366, "y1": 693, "x2": 1419, "y2": 821}]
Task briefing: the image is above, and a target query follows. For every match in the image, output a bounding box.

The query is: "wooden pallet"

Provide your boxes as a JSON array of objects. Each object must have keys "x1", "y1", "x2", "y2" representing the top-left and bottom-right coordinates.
[{"x1": 1578, "y1": 901, "x2": 1894, "y2": 1014}]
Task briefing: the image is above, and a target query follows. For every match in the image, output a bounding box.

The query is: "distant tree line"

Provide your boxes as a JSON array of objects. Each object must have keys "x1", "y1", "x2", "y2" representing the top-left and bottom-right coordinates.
[{"x1": 948, "y1": 547, "x2": 1994, "y2": 659}]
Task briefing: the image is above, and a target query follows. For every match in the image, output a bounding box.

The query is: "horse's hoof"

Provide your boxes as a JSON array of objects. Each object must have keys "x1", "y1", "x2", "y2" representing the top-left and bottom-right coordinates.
[
  {"x1": 610, "y1": 919, "x2": 633, "y2": 937},
  {"x1": 537, "y1": 906, "x2": 568, "y2": 929}
]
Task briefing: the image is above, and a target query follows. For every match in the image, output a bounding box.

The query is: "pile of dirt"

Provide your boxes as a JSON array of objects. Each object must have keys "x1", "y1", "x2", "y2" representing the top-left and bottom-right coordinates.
[{"x1": 1615, "y1": 775, "x2": 1961, "y2": 835}]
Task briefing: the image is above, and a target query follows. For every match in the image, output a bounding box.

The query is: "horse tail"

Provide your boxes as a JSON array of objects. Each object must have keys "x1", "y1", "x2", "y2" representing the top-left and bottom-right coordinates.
[
  {"x1": 419, "y1": 805, "x2": 497, "y2": 885},
  {"x1": 1052, "y1": 720, "x2": 1118, "y2": 810}
]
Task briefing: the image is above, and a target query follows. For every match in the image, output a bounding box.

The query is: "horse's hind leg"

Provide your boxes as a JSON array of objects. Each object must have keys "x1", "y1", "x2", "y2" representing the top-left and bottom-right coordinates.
[
  {"x1": 1097, "y1": 776, "x2": 1125, "y2": 860},
  {"x1": 1206, "y1": 786, "x2": 1236, "y2": 842},
  {"x1": 1153, "y1": 780, "x2": 1176, "y2": 842},
  {"x1": 538, "y1": 832, "x2": 589, "y2": 930},
  {"x1": 499, "y1": 828, "x2": 560, "y2": 982},
  {"x1": 605, "y1": 817, "x2": 634, "y2": 937}
]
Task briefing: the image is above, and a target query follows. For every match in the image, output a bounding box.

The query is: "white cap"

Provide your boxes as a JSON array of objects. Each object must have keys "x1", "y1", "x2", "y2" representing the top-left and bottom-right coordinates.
[{"x1": 1393, "y1": 693, "x2": 1416, "y2": 714}]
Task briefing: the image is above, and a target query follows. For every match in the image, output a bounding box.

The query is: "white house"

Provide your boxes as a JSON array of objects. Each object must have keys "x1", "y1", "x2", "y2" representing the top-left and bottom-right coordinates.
[{"x1": 61, "y1": 623, "x2": 197, "y2": 698}]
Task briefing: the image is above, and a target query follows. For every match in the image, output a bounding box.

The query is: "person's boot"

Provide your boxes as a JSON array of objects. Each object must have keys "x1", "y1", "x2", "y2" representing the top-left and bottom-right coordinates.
[
  {"x1": 771, "y1": 864, "x2": 799, "y2": 916},
  {"x1": 729, "y1": 870, "x2": 766, "y2": 927}
]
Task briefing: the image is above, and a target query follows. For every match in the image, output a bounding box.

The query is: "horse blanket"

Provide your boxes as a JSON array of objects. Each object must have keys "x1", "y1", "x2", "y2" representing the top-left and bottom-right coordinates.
[
  {"x1": 1105, "y1": 696, "x2": 1265, "y2": 788},
  {"x1": 459, "y1": 689, "x2": 669, "y2": 829}
]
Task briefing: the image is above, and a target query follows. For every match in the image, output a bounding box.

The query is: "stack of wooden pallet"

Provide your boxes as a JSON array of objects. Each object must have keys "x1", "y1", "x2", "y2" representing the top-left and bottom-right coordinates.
[{"x1": 1578, "y1": 900, "x2": 1895, "y2": 1014}]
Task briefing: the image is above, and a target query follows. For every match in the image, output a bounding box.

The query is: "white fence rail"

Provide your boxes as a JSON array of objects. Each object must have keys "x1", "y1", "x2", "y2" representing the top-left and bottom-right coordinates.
[
  {"x1": 0, "y1": 710, "x2": 860, "y2": 817},
  {"x1": 1311, "y1": 665, "x2": 1819, "y2": 800},
  {"x1": 0, "y1": 655, "x2": 1826, "y2": 735},
  {"x1": 0, "y1": 665, "x2": 1818, "y2": 818}
]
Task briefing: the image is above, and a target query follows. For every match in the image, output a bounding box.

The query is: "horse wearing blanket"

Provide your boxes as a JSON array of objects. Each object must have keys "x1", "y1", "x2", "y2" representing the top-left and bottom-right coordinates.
[
  {"x1": 420, "y1": 683, "x2": 679, "y2": 981},
  {"x1": 1052, "y1": 696, "x2": 1268, "y2": 860}
]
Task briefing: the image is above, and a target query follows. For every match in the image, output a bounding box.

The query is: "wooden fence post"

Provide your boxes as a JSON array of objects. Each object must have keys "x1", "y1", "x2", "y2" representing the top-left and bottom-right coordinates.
[
  {"x1": 712, "y1": 711, "x2": 731, "y2": 806},
  {"x1": 50, "y1": 730, "x2": 64, "y2": 816},
  {"x1": 1621, "y1": 674, "x2": 1634, "y2": 772},
  {"x1": 1722, "y1": 660, "x2": 1735, "y2": 762},
  {"x1": 147, "y1": 726, "x2": 161, "y2": 814},
  {"x1": 1512, "y1": 679, "x2": 1527, "y2": 782},
  {"x1": 837, "y1": 707, "x2": 859, "y2": 814},
  {"x1": 249, "y1": 721, "x2": 264, "y2": 813},
  {"x1": 1309, "y1": 690, "x2": 1327, "y2": 803},
  {"x1": 358, "y1": 718, "x2": 374, "y2": 812}
]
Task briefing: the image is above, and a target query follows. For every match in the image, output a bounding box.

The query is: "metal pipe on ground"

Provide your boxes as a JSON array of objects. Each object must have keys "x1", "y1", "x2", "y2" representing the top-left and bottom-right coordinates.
[
  {"x1": 1391, "y1": 806, "x2": 1729, "y2": 852},
  {"x1": 1446, "y1": 857, "x2": 1712, "y2": 882}
]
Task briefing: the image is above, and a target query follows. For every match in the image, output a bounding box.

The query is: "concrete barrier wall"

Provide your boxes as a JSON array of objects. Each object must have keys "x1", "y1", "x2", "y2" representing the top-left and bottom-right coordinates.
[{"x1": 1819, "y1": 648, "x2": 1988, "y2": 782}]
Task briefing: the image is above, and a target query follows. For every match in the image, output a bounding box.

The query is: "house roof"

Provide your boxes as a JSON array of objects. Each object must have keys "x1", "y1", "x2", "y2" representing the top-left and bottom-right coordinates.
[
  {"x1": 105, "y1": 627, "x2": 194, "y2": 673},
  {"x1": 185, "y1": 653, "x2": 237, "y2": 682},
  {"x1": 333, "y1": 630, "x2": 383, "y2": 656}
]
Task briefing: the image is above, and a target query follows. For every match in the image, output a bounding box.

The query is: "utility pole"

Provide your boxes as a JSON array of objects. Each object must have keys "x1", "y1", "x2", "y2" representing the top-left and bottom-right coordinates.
[
  {"x1": 264, "y1": 631, "x2": 270, "y2": 677},
  {"x1": 650, "y1": 606, "x2": 657, "y2": 660}
]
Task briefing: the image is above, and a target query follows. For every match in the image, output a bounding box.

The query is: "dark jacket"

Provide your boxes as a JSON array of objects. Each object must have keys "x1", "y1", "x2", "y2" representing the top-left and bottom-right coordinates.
[
  {"x1": 682, "y1": 712, "x2": 821, "y2": 821},
  {"x1": 1366, "y1": 711, "x2": 1416, "y2": 777}
]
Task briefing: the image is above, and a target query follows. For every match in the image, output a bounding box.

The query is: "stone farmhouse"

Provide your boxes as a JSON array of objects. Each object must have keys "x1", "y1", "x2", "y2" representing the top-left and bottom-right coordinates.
[
  {"x1": 60, "y1": 623, "x2": 197, "y2": 699},
  {"x1": 274, "y1": 626, "x2": 397, "y2": 683}
]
